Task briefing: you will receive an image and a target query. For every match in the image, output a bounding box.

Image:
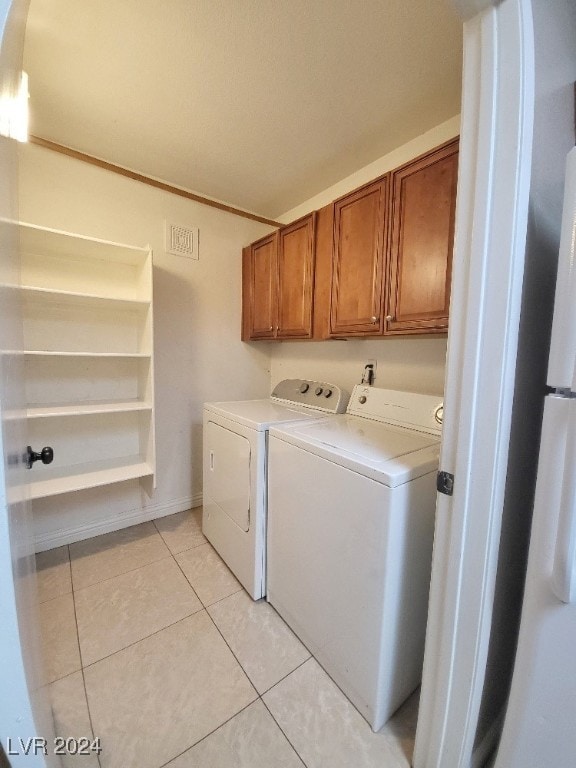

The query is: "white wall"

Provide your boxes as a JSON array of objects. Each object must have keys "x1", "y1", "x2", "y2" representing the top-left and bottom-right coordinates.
[
  {"x1": 19, "y1": 143, "x2": 273, "y2": 550},
  {"x1": 279, "y1": 115, "x2": 461, "y2": 223},
  {"x1": 271, "y1": 337, "x2": 447, "y2": 397},
  {"x1": 271, "y1": 115, "x2": 460, "y2": 398}
]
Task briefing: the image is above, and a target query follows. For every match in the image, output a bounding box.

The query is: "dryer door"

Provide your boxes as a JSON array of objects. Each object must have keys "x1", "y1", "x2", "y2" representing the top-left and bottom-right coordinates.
[{"x1": 205, "y1": 420, "x2": 251, "y2": 531}]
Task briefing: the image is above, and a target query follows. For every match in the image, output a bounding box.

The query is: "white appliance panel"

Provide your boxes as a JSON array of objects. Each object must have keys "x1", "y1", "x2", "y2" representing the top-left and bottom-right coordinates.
[
  {"x1": 267, "y1": 434, "x2": 437, "y2": 731},
  {"x1": 495, "y1": 395, "x2": 576, "y2": 767},
  {"x1": 496, "y1": 144, "x2": 576, "y2": 768},
  {"x1": 204, "y1": 399, "x2": 317, "y2": 431},
  {"x1": 290, "y1": 417, "x2": 438, "y2": 462},
  {"x1": 551, "y1": 396, "x2": 576, "y2": 603},
  {"x1": 269, "y1": 421, "x2": 440, "y2": 488},
  {"x1": 347, "y1": 385, "x2": 443, "y2": 434},
  {"x1": 205, "y1": 420, "x2": 251, "y2": 532},
  {"x1": 547, "y1": 146, "x2": 576, "y2": 391}
]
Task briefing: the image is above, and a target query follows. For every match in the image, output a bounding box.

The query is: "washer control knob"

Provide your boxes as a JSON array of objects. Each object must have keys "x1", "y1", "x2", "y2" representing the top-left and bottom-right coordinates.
[
  {"x1": 315, "y1": 387, "x2": 323, "y2": 396},
  {"x1": 324, "y1": 389, "x2": 333, "y2": 398},
  {"x1": 359, "y1": 395, "x2": 367, "y2": 404},
  {"x1": 299, "y1": 382, "x2": 309, "y2": 393}
]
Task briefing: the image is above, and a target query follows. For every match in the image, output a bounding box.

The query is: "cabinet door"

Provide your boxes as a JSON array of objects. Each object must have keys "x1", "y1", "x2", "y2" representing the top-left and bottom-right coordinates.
[
  {"x1": 242, "y1": 232, "x2": 278, "y2": 340},
  {"x1": 330, "y1": 178, "x2": 388, "y2": 335},
  {"x1": 386, "y1": 139, "x2": 458, "y2": 334},
  {"x1": 312, "y1": 203, "x2": 335, "y2": 340},
  {"x1": 277, "y1": 214, "x2": 315, "y2": 339}
]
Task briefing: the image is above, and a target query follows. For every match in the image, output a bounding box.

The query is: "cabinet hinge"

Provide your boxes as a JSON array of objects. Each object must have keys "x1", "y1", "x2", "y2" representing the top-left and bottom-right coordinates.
[{"x1": 437, "y1": 470, "x2": 454, "y2": 496}]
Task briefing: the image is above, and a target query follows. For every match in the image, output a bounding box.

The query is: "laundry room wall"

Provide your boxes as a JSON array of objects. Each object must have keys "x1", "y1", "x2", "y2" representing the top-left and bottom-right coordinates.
[
  {"x1": 269, "y1": 115, "x2": 461, "y2": 398},
  {"x1": 18, "y1": 143, "x2": 273, "y2": 550}
]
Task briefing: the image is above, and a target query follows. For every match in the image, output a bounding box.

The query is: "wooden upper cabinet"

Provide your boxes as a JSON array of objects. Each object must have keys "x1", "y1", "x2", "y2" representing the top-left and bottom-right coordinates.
[
  {"x1": 276, "y1": 214, "x2": 315, "y2": 339},
  {"x1": 241, "y1": 214, "x2": 315, "y2": 341},
  {"x1": 385, "y1": 139, "x2": 458, "y2": 334},
  {"x1": 242, "y1": 232, "x2": 278, "y2": 340},
  {"x1": 330, "y1": 178, "x2": 389, "y2": 336},
  {"x1": 241, "y1": 137, "x2": 458, "y2": 342},
  {"x1": 312, "y1": 203, "x2": 335, "y2": 340}
]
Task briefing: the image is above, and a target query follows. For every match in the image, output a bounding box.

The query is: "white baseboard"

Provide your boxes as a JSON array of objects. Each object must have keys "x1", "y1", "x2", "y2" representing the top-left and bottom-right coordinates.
[{"x1": 34, "y1": 493, "x2": 203, "y2": 552}]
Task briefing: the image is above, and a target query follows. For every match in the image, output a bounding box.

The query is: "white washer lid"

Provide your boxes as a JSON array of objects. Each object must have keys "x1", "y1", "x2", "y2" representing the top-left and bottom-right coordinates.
[
  {"x1": 204, "y1": 399, "x2": 328, "y2": 431},
  {"x1": 270, "y1": 415, "x2": 441, "y2": 486}
]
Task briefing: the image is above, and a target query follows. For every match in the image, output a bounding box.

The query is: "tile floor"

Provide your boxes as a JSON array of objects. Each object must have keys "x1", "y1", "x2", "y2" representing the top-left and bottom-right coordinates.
[{"x1": 35, "y1": 509, "x2": 419, "y2": 768}]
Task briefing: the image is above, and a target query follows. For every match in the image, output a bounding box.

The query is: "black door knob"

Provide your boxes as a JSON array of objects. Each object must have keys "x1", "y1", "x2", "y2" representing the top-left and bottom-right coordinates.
[{"x1": 26, "y1": 446, "x2": 54, "y2": 469}]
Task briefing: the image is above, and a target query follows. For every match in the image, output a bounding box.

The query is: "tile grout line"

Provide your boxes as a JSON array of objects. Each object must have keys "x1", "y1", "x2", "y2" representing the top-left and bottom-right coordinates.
[
  {"x1": 80, "y1": 607, "x2": 206, "y2": 671},
  {"x1": 69, "y1": 516, "x2": 202, "y2": 594},
  {"x1": 156, "y1": 699, "x2": 258, "y2": 768},
  {"x1": 151, "y1": 520, "x2": 255, "y2": 767},
  {"x1": 164, "y1": 518, "x2": 310, "y2": 766},
  {"x1": 259, "y1": 655, "x2": 312, "y2": 696},
  {"x1": 168, "y1": 540, "x2": 243, "y2": 611},
  {"x1": 147, "y1": 523, "x2": 266, "y2": 767},
  {"x1": 67, "y1": 520, "x2": 206, "y2": 671},
  {"x1": 70, "y1": 523, "x2": 208, "y2": 598},
  {"x1": 203, "y1": 607, "x2": 258, "y2": 693},
  {"x1": 259, "y1": 695, "x2": 310, "y2": 768},
  {"x1": 71, "y1": 551, "x2": 170, "y2": 594},
  {"x1": 202, "y1": 605, "x2": 309, "y2": 768},
  {"x1": 69, "y1": 543, "x2": 212, "y2": 597},
  {"x1": 200, "y1": 585, "x2": 245, "y2": 610},
  {"x1": 152, "y1": 514, "x2": 208, "y2": 558},
  {"x1": 60, "y1": 514, "x2": 309, "y2": 768},
  {"x1": 67, "y1": 543, "x2": 103, "y2": 768},
  {"x1": 167, "y1": 538, "x2": 207, "y2": 608}
]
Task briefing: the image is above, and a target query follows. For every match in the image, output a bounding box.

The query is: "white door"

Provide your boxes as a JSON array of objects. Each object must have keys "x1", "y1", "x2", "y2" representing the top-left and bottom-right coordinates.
[
  {"x1": 0, "y1": 1, "x2": 55, "y2": 765},
  {"x1": 415, "y1": 1, "x2": 576, "y2": 766}
]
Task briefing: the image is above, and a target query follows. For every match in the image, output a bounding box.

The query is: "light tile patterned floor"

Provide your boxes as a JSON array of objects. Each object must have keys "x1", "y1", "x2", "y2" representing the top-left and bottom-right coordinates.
[{"x1": 36, "y1": 508, "x2": 418, "y2": 768}]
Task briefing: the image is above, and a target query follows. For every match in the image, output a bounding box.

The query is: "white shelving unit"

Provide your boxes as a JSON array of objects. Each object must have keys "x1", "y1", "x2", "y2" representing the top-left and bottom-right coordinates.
[{"x1": 18, "y1": 222, "x2": 156, "y2": 500}]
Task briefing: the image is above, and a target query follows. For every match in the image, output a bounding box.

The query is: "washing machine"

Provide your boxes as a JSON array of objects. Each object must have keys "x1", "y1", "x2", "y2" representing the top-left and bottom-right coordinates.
[
  {"x1": 266, "y1": 384, "x2": 443, "y2": 731},
  {"x1": 202, "y1": 379, "x2": 349, "y2": 600}
]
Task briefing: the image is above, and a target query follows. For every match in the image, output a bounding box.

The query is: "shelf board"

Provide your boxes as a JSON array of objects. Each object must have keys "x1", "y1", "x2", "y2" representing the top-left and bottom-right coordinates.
[
  {"x1": 21, "y1": 285, "x2": 150, "y2": 307},
  {"x1": 19, "y1": 221, "x2": 149, "y2": 266},
  {"x1": 21, "y1": 350, "x2": 150, "y2": 358},
  {"x1": 26, "y1": 400, "x2": 153, "y2": 418},
  {"x1": 28, "y1": 455, "x2": 153, "y2": 499}
]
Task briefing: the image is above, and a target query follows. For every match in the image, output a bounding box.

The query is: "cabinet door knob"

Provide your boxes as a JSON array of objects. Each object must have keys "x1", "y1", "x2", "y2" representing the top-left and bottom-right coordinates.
[
  {"x1": 386, "y1": 315, "x2": 393, "y2": 322},
  {"x1": 268, "y1": 326, "x2": 273, "y2": 331},
  {"x1": 371, "y1": 316, "x2": 378, "y2": 323}
]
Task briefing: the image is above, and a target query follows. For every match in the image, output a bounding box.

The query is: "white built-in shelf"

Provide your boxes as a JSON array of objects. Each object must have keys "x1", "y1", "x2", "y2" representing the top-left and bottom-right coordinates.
[
  {"x1": 22, "y1": 351, "x2": 151, "y2": 358},
  {"x1": 29, "y1": 456, "x2": 153, "y2": 500},
  {"x1": 21, "y1": 285, "x2": 151, "y2": 307},
  {"x1": 27, "y1": 400, "x2": 153, "y2": 419},
  {"x1": 18, "y1": 221, "x2": 156, "y2": 500}
]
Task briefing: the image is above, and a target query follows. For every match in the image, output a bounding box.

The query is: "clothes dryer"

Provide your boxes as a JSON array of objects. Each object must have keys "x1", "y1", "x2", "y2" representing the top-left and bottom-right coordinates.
[
  {"x1": 202, "y1": 379, "x2": 348, "y2": 600},
  {"x1": 267, "y1": 384, "x2": 443, "y2": 730}
]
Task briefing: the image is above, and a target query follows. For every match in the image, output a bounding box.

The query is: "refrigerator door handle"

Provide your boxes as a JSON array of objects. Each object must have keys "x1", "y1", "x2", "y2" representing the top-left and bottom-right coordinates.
[{"x1": 552, "y1": 398, "x2": 576, "y2": 603}]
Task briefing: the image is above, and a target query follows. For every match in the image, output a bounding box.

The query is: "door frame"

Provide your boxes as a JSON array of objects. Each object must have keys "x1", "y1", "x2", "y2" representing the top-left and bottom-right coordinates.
[
  {"x1": 414, "y1": 0, "x2": 535, "y2": 765},
  {"x1": 0, "y1": 0, "x2": 53, "y2": 765}
]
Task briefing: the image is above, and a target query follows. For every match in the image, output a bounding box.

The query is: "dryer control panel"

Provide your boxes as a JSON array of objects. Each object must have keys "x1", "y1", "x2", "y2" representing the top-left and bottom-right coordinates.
[{"x1": 271, "y1": 379, "x2": 349, "y2": 413}]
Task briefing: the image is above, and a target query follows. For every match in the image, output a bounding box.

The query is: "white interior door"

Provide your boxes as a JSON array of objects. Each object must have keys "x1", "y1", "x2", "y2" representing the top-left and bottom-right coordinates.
[
  {"x1": 0, "y1": 1, "x2": 55, "y2": 764},
  {"x1": 413, "y1": 0, "x2": 536, "y2": 766}
]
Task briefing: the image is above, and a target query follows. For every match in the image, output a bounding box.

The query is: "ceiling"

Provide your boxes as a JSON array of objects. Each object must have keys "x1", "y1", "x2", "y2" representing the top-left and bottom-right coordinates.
[{"x1": 23, "y1": 0, "x2": 463, "y2": 219}]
